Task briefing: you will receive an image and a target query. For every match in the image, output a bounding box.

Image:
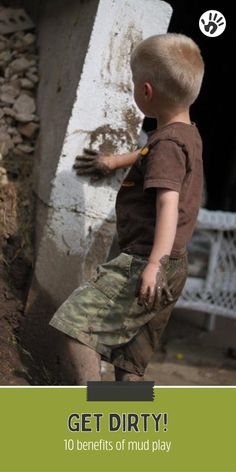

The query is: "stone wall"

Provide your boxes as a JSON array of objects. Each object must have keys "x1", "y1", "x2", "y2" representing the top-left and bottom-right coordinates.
[{"x1": 0, "y1": 14, "x2": 39, "y2": 184}]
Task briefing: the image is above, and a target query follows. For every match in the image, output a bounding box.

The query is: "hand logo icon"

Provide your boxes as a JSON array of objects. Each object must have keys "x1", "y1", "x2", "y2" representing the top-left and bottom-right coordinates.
[{"x1": 199, "y1": 10, "x2": 226, "y2": 37}]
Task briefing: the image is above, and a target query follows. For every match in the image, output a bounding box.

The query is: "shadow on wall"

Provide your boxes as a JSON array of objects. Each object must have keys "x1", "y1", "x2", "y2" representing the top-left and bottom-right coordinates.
[{"x1": 19, "y1": 168, "x2": 118, "y2": 384}]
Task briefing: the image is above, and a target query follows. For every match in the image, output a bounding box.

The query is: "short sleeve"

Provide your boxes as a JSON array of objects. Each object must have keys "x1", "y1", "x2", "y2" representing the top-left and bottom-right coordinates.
[{"x1": 144, "y1": 140, "x2": 186, "y2": 193}]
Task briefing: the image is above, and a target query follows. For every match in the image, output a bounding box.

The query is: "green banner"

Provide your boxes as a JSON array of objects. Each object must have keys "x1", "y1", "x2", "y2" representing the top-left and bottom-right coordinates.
[{"x1": 0, "y1": 387, "x2": 235, "y2": 472}]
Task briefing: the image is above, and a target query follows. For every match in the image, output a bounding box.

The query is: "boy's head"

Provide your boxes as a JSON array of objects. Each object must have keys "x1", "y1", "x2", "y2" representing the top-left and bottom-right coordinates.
[{"x1": 130, "y1": 33, "x2": 204, "y2": 113}]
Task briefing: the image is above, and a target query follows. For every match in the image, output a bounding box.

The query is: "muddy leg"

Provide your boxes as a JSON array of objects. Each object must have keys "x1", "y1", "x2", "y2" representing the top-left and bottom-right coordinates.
[
  {"x1": 115, "y1": 366, "x2": 144, "y2": 382},
  {"x1": 62, "y1": 335, "x2": 101, "y2": 385}
]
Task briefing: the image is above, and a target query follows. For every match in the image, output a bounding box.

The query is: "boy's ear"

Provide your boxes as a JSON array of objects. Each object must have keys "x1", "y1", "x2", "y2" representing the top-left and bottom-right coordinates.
[{"x1": 144, "y1": 82, "x2": 153, "y2": 100}]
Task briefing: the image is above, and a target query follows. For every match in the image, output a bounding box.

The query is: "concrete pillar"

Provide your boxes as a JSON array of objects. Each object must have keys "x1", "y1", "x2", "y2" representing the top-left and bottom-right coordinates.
[
  {"x1": 31, "y1": 0, "x2": 172, "y2": 310},
  {"x1": 30, "y1": 0, "x2": 172, "y2": 305}
]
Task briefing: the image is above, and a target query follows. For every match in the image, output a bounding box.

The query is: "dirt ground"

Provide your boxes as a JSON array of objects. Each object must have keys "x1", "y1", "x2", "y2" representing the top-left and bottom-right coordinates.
[
  {"x1": 102, "y1": 312, "x2": 236, "y2": 385},
  {"x1": 0, "y1": 153, "x2": 34, "y2": 386}
]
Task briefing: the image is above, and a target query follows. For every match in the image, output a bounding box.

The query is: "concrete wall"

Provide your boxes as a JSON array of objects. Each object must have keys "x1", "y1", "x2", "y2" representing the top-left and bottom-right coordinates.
[{"x1": 30, "y1": 0, "x2": 172, "y2": 309}]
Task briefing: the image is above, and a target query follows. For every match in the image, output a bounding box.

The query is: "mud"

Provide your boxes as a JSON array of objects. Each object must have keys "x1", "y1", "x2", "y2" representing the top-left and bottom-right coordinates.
[
  {"x1": 0, "y1": 153, "x2": 34, "y2": 385},
  {"x1": 89, "y1": 124, "x2": 136, "y2": 155}
]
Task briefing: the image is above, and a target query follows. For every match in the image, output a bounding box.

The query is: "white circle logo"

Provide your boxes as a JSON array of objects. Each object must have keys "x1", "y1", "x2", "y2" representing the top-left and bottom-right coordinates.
[{"x1": 199, "y1": 10, "x2": 226, "y2": 37}]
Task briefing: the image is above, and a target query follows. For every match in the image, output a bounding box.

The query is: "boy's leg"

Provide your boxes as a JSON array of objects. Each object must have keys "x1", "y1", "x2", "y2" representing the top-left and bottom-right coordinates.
[
  {"x1": 112, "y1": 256, "x2": 188, "y2": 381},
  {"x1": 62, "y1": 334, "x2": 143, "y2": 383},
  {"x1": 63, "y1": 335, "x2": 101, "y2": 385},
  {"x1": 111, "y1": 301, "x2": 176, "y2": 382},
  {"x1": 114, "y1": 366, "x2": 144, "y2": 381}
]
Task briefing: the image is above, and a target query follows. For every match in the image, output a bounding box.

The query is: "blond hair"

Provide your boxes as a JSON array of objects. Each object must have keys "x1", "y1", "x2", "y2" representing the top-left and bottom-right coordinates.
[{"x1": 130, "y1": 33, "x2": 204, "y2": 107}]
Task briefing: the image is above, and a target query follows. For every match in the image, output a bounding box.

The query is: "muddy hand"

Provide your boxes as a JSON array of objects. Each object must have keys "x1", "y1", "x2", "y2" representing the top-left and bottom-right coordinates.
[
  {"x1": 73, "y1": 148, "x2": 113, "y2": 181},
  {"x1": 154, "y1": 256, "x2": 174, "y2": 306},
  {"x1": 137, "y1": 255, "x2": 173, "y2": 311}
]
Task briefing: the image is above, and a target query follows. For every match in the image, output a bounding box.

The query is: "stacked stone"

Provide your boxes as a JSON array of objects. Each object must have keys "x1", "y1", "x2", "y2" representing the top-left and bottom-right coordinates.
[{"x1": 0, "y1": 28, "x2": 39, "y2": 184}]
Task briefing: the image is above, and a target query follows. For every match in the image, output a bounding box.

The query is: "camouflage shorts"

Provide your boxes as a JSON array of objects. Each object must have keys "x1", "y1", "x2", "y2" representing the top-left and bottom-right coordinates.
[{"x1": 49, "y1": 252, "x2": 187, "y2": 375}]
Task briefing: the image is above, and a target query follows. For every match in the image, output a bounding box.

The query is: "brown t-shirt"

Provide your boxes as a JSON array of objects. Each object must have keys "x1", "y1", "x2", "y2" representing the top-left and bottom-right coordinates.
[{"x1": 115, "y1": 122, "x2": 203, "y2": 257}]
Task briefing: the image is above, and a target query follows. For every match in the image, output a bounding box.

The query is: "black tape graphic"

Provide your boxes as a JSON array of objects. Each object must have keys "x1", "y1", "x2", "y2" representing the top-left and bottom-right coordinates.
[{"x1": 87, "y1": 381, "x2": 154, "y2": 401}]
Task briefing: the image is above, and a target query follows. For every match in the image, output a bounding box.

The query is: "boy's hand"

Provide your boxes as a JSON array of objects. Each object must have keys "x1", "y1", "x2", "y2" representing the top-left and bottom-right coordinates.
[
  {"x1": 136, "y1": 256, "x2": 173, "y2": 311},
  {"x1": 73, "y1": 148, "x2": 115, "y2": 181}
]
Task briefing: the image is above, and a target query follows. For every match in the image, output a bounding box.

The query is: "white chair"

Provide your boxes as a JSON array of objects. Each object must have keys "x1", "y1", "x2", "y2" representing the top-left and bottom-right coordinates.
[{"x1": 176, "y1": 208, "x2": 236, "y2": 330}]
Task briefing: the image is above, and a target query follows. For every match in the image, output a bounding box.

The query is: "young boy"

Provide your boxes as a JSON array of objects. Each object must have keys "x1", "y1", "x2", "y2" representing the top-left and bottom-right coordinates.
[{"x1": 50, "y1": 33, "x2": 204, "y2": 384}]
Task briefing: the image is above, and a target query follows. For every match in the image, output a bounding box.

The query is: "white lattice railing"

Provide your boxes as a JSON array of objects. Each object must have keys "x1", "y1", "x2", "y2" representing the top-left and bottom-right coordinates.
[{"x1": 176, "y1": 209, "x2": 236, "y2": 323}]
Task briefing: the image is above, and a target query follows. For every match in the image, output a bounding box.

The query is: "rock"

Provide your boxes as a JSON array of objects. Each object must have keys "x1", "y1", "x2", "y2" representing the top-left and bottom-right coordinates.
[
  {"x1": 13, "y1": 39, "x2": 25, "y2": 51},
  {"x1": 0, "y1": 166, "x2": 7, "y2": 175},
  {"x1": 0, "y1": 95, "x2": 13, "y2": 105},
  {"x1": 0, "y1": 123, "x2": 7, "y2": 132},
  {"x1": 0, "y1": 174, "x2": 8, "y2": 185},
  {"x1": 29, "y1": 66, "x2": 38, "y2": 75},
  {"x1": 12, "y1": 32, "x2": 25, "y2": 41},
  {"x1": 9, "y1": 77, "x2": 21, "y2": 90},
  {"x1": 14, "y1": 113, "x2": 35, "y2": 123},
  {"x1": 0, "y1": 83, "x2": 20, "y2": 104},
  {"x1": 13, "y1": 93, "x2": 36, "y2": 113},
  {"x1": 2, "y1": 107, "x2": 16, "y2": 118},
  {"x1": 23, "y1": 33, "x2": 36, "y2": 46},
  {"x1": 12, "y1": 134, "x2": 22, "y2": 144},
  {"x1": 18, "y1": 122, "x2": 39, "y2": 138},
  {"x1": 26, "y1": 72, "x2": 39, "y2": 84},
  {"x1": 11, "y1": 50, "x2": 19, "y2": 58},
  {"x1": 0, "y1": 93, "x2": 15, "y2": 105},
  {"x1": 0, "y1": 109, "x2": 4, "y2": 120},
  {"x1": 29, "y1": 59, "x2": 37, "y2": 67},
  {"x1": 5, "y1": 116, "x2": 14, "y2": 125},
  {"x1": 11, "y1": 74, "x2": 20, "y2": 81},
  {"x1": 12, "y1": 34, "x2": 36, "y2": 51},
  {"x1": 9, "y1": 56, "x2": 31, "y2": 74},
  {"x1": 13, "y1": 147, "x2": 24, "y2": 156},
  {"x1": 0, "y1": 131, "x2": 13, "y2": 156},
  {"x1": 0, "y1": 41, "x2": 6, "y2": 52},
  {"x1": 7, "y1": 127, "x2": 18, "y2": 136},
  {"x1": 20, "y1": 78, "x2": 34, "y2": 90},
  {"x1": 13, "y1": 94, "x2": 36, "y2": 122},
  {"x1": 16, "y1": 143, "x2": 34, "y2": 154},
  {"x1": 4, "y1": 67, "x2": 11, "y2": 79},
  {"x1": 21, "y1": 199, "x2": 31, "y2": 207},
  {"x1": 0, "y1": 34, "x2": 8, "y2": 42},
  {"x1": 0, "y1": 167, "x2": 8, "y2": 186},
  {"x1": 32, "y1": 114, "x2": 39, "y2": 123},
  {"x1": 0, "y1": 50, "x2": 12, "y2": 64}
]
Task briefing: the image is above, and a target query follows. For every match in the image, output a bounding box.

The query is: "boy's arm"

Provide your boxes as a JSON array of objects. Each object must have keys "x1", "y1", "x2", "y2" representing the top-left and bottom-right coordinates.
[
  {"x1": 73, "y1": 148, "x2": 140, "y2": 178},
  {"x1": 111, "y1": 149, "x2": 140, "y2": 169},
  {"x1": 137, "y1": 189, "x2": 179, "y2": 310}
]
